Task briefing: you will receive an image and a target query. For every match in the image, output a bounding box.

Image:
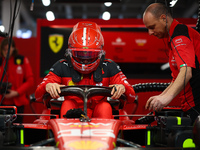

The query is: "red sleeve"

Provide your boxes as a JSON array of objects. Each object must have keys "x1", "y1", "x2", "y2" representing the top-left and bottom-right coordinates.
[
  {"x1": 109, "y1": 71, "x2": 136, "y2": 103},
  {"x1": 35, "y1": 71, "x2": 62, "y2": 101},
  {"x1": 171, "y1": 36, "x2": 195, "y2": 70},
  {"x1": 16, "y1": 57, "x2": 34, "y2": 95}
]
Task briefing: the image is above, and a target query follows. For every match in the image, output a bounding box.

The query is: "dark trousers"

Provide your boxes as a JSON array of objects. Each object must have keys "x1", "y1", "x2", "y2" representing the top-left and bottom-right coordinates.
[{"x1": 186, "y1": 105, "x2": 200, "y2": 125}]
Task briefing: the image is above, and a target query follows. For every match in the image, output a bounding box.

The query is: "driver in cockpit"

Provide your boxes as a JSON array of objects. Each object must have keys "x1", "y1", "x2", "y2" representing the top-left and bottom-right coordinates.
[{"x1": 35, "y1": 21, "x2": 136, "y2": 119}]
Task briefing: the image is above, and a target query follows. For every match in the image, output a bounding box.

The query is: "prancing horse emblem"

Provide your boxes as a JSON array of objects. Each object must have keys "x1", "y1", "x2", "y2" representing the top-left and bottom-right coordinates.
[{"x1": 49, "y1": 34, "x2": 63, "y2": 53}]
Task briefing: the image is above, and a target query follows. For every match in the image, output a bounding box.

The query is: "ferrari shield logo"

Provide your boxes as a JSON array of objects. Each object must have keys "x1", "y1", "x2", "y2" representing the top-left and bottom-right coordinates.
[
  {"x1": 49, "y1": 34, "x2": 63, "y2": 53},
  {"x1": 16, "y1": 59, "x2": 21, "y2": 65}
]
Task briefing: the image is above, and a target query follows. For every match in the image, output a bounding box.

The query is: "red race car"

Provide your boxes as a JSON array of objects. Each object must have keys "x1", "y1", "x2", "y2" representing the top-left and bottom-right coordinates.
[{"x1": 0, "y1": 84, "x2": 198, "y2": 150}]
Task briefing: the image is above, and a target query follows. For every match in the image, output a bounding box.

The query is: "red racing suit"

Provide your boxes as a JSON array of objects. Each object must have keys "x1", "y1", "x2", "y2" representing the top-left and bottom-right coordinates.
[
  {"x1": 35, "y1": 58, "x2": 136, "y2": 118},
  {"x1": 0, "y1": 55, "x2": 34, "y2": 106},
  {"x1": 168, "y1": 19, "x2": 200, "y2": 112}
]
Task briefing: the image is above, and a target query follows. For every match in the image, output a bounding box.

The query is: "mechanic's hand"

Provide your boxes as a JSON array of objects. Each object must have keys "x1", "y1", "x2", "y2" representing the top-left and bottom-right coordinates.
[
  {"x1": 109, "y1": 84, "x2": 125, "y2": 99},
  {"x1": 46, "y1": 83, "x2": 65, "y2": 99},
  {"x1": 145, "y1": 95, "x2": 171, "y2": 111},
  {"x1": 4, "y1": 90, "x2": 19, "y2": 99}
]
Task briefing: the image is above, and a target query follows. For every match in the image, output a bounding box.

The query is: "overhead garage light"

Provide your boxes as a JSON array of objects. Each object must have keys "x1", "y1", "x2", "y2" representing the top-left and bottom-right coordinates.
[
  {"x1": 104, "y1": 2, "x2": 112, "y2": 7},
  {"x1": 0, "y1": 25, "x2": 5, "y2": 32},
  {"x1": 46, "y1": 11, "x2": 55, "y2": 21},
  {"x1": 102, "y1": 11, "x2": 111, "y2": 20},
  {"x1": 42, "y1": 0, "x2": 51, "y2": 6}
]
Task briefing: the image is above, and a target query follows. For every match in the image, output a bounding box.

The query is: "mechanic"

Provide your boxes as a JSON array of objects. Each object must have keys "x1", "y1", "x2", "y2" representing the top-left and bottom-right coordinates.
[
  {"x1": 35, "y1": 21, "x2": 136, "y2": 119},
  {"x1": 0, "y1": 38, "x2": 34, "y2": 123},
  {"x1": 143, "y1": 3, "x2": 200, "y2": 124}
]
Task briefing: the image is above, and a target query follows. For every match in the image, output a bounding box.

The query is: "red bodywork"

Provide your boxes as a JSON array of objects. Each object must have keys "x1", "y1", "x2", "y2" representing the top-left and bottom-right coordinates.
[{"x1": 49, "y1": 118, "x2": 122, "y2": 150}]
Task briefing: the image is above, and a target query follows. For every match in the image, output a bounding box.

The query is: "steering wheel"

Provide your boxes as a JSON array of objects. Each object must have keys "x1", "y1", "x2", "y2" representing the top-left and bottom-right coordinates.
[{"x1": 43, "y1": 85, "x2": 126, "y2": 116}]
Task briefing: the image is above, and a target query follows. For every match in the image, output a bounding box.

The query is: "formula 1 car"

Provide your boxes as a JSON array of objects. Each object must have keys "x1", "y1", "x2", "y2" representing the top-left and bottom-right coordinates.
[{"x1": 0, "y1": 84, "x2": 198, "y2": 150}]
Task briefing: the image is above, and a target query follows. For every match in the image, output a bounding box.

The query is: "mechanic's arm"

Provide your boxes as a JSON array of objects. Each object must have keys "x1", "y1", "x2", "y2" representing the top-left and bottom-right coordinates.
[
  {"x1": 159, "y1": 82, "x2": 173, "y2": 96},
  {"x1": 145, "y1": 66, "x2": 192, "y2": 111}
]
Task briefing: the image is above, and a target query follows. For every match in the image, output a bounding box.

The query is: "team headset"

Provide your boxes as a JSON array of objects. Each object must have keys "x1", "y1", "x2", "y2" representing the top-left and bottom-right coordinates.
[{"x1": 163, "y1": 1, "x2": 200, "y2": 117}]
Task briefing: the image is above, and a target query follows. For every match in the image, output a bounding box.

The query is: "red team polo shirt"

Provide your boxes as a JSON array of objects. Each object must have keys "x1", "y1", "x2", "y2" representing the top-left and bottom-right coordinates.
[
  {"x1": 0, "y1": 55, "x2": 34, "y2": 106},
  {"x1": 168, "y1": 19, "x2": 200, "y2": 111}
]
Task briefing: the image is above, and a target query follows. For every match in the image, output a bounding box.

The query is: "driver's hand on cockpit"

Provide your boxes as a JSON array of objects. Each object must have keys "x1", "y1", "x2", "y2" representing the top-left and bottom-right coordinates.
[
  {"x1": 46, "y1": 83, "x2": 65, "y2": 99},
  {"x1": 109, "y1": 84, "x2": 125, "y2": 100}
]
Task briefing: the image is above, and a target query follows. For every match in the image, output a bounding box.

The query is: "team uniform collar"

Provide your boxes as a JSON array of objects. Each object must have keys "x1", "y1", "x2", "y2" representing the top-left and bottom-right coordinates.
[{"x1": 168, "y1": 19, "x2": 179, "y2": 43}]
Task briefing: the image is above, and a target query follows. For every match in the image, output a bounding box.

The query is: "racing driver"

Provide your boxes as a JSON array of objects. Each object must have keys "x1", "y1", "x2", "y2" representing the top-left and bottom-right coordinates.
[{"x1": 35, "y1": 21, "x2": 136, "y2": 119}]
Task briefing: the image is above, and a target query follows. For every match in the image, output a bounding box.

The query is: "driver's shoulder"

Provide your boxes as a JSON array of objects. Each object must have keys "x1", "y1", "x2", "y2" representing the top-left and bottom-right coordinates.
[
  {"x1": 54, "y1": 59, "x2": 69, "y2": 66},
  {"x1": 59, "y1": 59, "x2": 67, "y2": 63},
  {"x1": 51, "y1": 59, "x2": 70, "y2": 70},
  {"x1": 103, "y1": 58, "x2": 114, "y2": 64},
  {"x1": 103, "y1": 59, "x2": 118, "y2": 68}
]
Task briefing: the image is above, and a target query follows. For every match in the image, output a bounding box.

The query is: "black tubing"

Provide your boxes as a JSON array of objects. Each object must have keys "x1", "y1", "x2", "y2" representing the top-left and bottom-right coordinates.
[{"x1": 132, "y1": 82, "x2": 170, "y2": 93}]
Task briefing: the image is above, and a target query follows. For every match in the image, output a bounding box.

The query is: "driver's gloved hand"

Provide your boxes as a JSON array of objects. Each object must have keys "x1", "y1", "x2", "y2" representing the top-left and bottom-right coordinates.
[{"x1": 63, "y1": 108, "x2": 85, "y2": 118}]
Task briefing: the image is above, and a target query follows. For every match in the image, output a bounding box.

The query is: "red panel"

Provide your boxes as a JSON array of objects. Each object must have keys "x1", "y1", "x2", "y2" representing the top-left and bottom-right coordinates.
[{"x1": 103, "y1": 31, "x2": 168, "y2": 63}]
